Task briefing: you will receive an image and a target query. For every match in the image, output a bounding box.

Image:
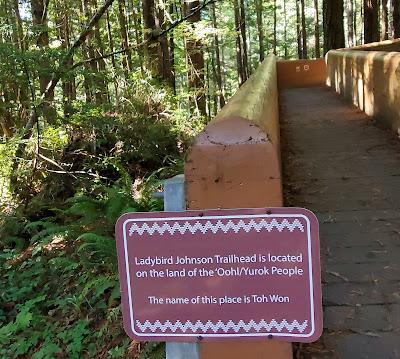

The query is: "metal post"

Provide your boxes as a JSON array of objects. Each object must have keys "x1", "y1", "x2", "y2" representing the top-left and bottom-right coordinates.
[{"x1": 164, "y1": 174, "x2": 200, "y2": 359}]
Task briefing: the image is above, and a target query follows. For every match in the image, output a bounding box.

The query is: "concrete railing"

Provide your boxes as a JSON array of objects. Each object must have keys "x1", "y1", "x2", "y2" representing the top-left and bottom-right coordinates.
[
  {"x1": 185, "y1": 55, "x2": 283, "y2": 210},
  {"x1": 184, "y1": 55, "x2": 291, "y2": 358},
  {"x1": 277, "y1": 58, "x2": 327, "y2": 90},
  {"x1": 327, "y1": 48, "x2": 400, "y2": 133}
]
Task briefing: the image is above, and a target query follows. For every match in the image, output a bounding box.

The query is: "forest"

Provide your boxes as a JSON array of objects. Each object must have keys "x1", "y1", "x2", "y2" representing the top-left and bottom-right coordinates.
[{"x1": 0, "y1": 0, "x2": 399, "y2": 358}]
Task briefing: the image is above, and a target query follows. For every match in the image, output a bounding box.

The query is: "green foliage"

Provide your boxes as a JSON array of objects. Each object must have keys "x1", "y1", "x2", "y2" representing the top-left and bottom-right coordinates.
[{"x1": 0, "y1": 175, "x2": 166, "y2": 357}]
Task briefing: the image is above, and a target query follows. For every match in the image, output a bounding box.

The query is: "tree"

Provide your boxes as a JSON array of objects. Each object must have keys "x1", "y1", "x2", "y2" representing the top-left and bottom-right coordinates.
[
  {"x1": 394, "y1": 0, "x2": 400, "y2": 38},
  {"x1": 300, "y1": 0, "x2": 308, "y2": 58},
  {"x1": 183, "y1": 0, "x2": 206, "y2": 114},
  {"x1": 255, "y1": 0, "x2": 265, "y2": 62},
  {"x1": 314, "y1": 0, "x2": 321, "y2": 57},
  {"x1": 296, "y1": 0, "x2": 302, "y2": 58},
  {"x1": 323, "y1": 0, "x2": 345, "y2": 53},
  {"x1": 211, "y1": 2, "x2": 225, "y2": 108},
  {"x1": 347, "y1": 0, "x2": 355, "y2": 47},
  {"x1": 364, "y1": 0, "x2": 379, "y2": 43}
]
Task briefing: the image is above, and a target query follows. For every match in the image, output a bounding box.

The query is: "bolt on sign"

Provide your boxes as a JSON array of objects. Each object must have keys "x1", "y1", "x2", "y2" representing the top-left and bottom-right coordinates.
[{"x1": 115, "y1": 207, "x2": 323, "y2": 342}]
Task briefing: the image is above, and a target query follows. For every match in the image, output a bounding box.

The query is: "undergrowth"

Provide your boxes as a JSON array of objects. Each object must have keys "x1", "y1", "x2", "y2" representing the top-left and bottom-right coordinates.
[{"x1": 0, "y1": 78, "x2": 202, "y2": 358}]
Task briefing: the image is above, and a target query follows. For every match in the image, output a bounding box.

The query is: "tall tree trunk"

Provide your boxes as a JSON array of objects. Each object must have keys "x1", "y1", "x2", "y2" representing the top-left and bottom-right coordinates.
[
  {"x1": 211, "y1": 2, "x2": 225, "y2": 108},
  {"x1": 255, "y1": 0, "x2": 264, "y2": 62},
  {"x1": 31, "y1": 0, "x2": 51, "y2": 93},
  {"x1": 183, "y1": 0, "x2": 206, "y2": 115},
  {"x1": 283, "y1": 0, "x2": 288, "y2": 58},
  {"x1": 382, "y1": 0, "x2": 389, "y2": 40},
  {"x1": 57, "y1": 4, "x2": 76, "y2": 116},
  {"x1": 273, "y1": 0, "x2": 277, "y2": 54},
  {"x1": 347, "y1": 0, "x2": 355, "y2": 47},
  {"x1": 300, "y1": 0, "x2": 308, "y2": 58},
  {"x1": 364, "y1": 0, "x2": 379, "y2": 43},
  {"x1": 323, "y1": 0, "x2": 345, "y2": 54},
  {"x1": 106, "y1": 9, "x2": 119, "y2": 105},
  {"x1": 394, "y1": 0, "x2": 400, "y2": 38},
  {"x1": 233, "y1": 0, "x2": 245, "y2": 84},
  {"x1": 169, "y1": 3, "x2": 176, "y2": 93},
  {"x1": 118, "y1": 0, "x2": 133, "y2": 77},
  {"x1": 314, "y1": 0, "x2": 321, "y2": 57},
  {"x1": 296, "y1": 0, "x2": 302, "y2": 58},
  {"x1": 12, "y1": 0, "x2": 25, "y2": 50},
  {"x1": 239, "y1": 0, "x2": 249, "y2": 78},
  {"x1": 130, "y1": 1, "x2": 145, "y2": 76},
  {"x1": 354, "y1": 0, "x2": 359, "y2": 44},
  {"x1": 156, "y1": 3, "x2": 174, "y2": 87}
]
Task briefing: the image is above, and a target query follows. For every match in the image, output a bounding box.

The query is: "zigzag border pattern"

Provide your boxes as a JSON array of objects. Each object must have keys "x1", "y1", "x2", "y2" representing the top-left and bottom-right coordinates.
[
  {"x1": 128, "y1": 218, "x2": 304, "y2": 236},
  {"x1": 135, "y1": 319, "x2": 308, "y2": 333}
]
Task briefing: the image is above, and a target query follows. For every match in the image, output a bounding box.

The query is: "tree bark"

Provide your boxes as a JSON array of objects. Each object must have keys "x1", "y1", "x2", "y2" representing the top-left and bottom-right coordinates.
[
  {"x1": 382, "y1": 0, "x2": 389, "y2": 40},
  {"x1": 118, "y1": 0, "x2": 133, "y2": 76},
  {"x1": 12, "y1": 0, "x2": 26, "y2": 50},
  {"x1": 364, "y1": 0, "x2": 379, "y2": 43},
  {"x1": 273, "y1": 0, "x2": 277, "y2": 55},
  {"x1": 156, "y1": 3, "x2": 174, "y2": 87},
  {"x1": 239, "y1": 0, "x2": 249, "y2": 78},
  {"x1": 283, "y1": 0, "x2": 288, "y2": 58},
  {"x1": 255, "y1": 0, "x2": 265, "y2": 62},
  {"x1": 323, "y1": 0, "x2": 345, "y2": 54},
  {"x1": 394, "y1": 0, "x2": 400, "y2": 38},
  {"x1": 300, "y1": 0, "x2": 308, "y2": 58},
  {"x1": 211, "y1": 1, "x2": 225, "y2": 108},
  {"x1": 347, "y1": 0, "x2": 355, "y2": 47},
  {"x1": 233, "y1": 0, "x2": 245, "y2": 84},
  {"x1": 296, "y1": 0, "x2": 302, "y2": 58},
  {"x1": 183, "y1": 0, "x2": 206, "y2": 115},
  {"x1": 106, "y1": 9, "x2": 119, "y2": 104},
  {"x1": 31, "y1": 0, "x2": 51, "y2": 93},
  {"x1": 314, "y1": 0, "x2": 320, "y2": 57}
]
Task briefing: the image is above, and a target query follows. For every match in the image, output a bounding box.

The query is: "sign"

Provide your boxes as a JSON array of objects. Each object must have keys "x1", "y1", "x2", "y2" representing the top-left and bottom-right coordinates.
[{"x1": 115, "y1": 207, "x2": 322, "y2": 342}]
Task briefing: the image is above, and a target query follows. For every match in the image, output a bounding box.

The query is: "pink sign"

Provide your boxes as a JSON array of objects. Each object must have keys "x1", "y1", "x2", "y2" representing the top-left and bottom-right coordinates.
[{"x1": 115, "y1": 207, "x2": 322, "y2": 342}]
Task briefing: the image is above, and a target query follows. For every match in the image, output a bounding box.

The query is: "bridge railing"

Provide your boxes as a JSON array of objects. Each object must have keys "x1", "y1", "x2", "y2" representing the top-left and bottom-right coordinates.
[
  {"x1": 184, "y1": 54, "x2": 292, "y2": 358},
  {"x1": 327, "y1": 41, "x2": 400, "y2": 133}
]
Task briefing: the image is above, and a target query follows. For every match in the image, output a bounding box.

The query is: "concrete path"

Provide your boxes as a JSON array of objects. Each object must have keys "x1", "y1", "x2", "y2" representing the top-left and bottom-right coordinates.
[{"x1": 280, "y1": 87, "x2": 400, "y2": 359}]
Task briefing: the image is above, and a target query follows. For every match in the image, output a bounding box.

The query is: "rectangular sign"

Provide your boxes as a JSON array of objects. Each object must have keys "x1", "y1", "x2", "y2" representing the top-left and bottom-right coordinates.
[{"x1": 115, "y1": 207, "x2": 322, "y2": 342}]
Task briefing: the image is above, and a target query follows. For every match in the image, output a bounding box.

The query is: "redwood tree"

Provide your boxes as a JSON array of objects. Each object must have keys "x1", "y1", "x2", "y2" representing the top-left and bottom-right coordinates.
[
  {"x1": 364, "y1": 0, "x2": 379, "y2": 43},
  {"x1": 323, "y1": 0, "x2": 345, "y2": 54}
]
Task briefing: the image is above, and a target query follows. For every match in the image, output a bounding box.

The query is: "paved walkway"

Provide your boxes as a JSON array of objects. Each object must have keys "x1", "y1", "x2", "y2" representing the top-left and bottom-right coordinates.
[{"x1": 280, "y1": 87, "x2": 400, "y2": 359}]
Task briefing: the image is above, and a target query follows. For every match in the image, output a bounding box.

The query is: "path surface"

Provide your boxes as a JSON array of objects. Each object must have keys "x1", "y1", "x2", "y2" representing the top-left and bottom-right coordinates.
[{"x1": 280, "y1": 87, "x2": 400, "y2": 359}]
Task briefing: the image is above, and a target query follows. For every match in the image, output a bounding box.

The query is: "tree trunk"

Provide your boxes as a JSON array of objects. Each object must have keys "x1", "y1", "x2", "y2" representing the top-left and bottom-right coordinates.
[
  {"x1": 156, "y1": 4, "x2": 174, "y2": 87},
  {"x1": 211, "y1": 2, "x2": 225, "y2": 108},
  {"x1": 118, "y1": 0, "x2": 133, "y2": 76},
  {"x1": 364, "y1": 0, "x2": 379, "y2": 43},
  {"x1": 273, "y1": 0, "x2": 277, "y2": 54},
  {"x1": 255, "y1": 0, "x2": 265, "y2": 62},
  {"x1": 323, "y1": 0, "x2": 345, "y2": 54},
  {"x1": 12, "y1": 0, "x2": 25, "y2": 50},
  {"x1": 106, "y1": 9, "x2": 119, "y2": 104},
  {"x1": 300, "y1": 0, "x2": 308, "y2": 58},
  {"x1": 31, "y1": 0, "x2": 51, "y2": 93},
  {"x1": 354, "y1": 0, "x2": 359, "y2": 44},
  {"x1": 233, "y1": 0, "x2": 245, "y2": 84},
  {"x1": 57, "y1": 5, "x2": 76, "y2": 116},
  {"x1": 239, "y1": 0, "x2": 249, "y2": 78},
  {"x1": 183, "y1": 0, "x2": 206, "y2": 115},
  {"x1": 382, "y1": 0, "x2": 389, "y2": 40},
  {"x1": 296, "y1": 0, "x2": 302, "y2": 58},
  {"x1": 347, "y1": 0, "x2": 355, "y2": 47},
  {"x1": 283, "y1": 0, "x2": 288, "y2": 58},
  {"x1": 394, "y1": 0, "x2": 400, "y2": 38},
  {"x1": 313, "y1": 0, "x2": 321, "y2": 57}
]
